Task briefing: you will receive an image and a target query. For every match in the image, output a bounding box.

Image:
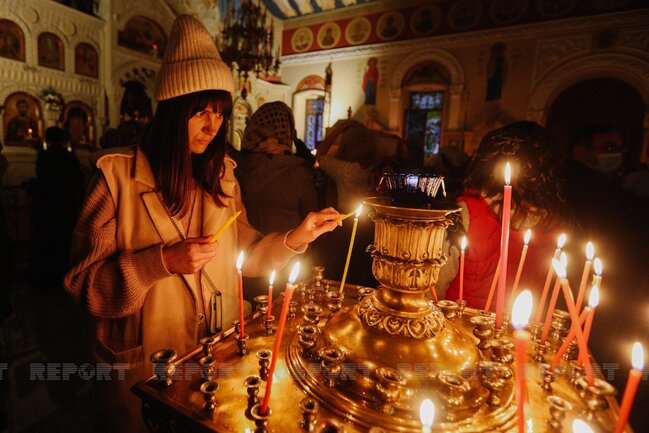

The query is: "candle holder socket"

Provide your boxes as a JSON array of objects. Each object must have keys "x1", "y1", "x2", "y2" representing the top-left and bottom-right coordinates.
[
  {"x1": 478, "y1": 361, "x2": 512, "y2": 406},
  {"x1": 546, "y1": 395, "x2": 573, "y2": 432},
  {"x1": 319, "y1": 346, "x2": 345, "y2": 388},
  {"x1": 199, "y1": 336, "x2": 217, "y2": 357},
  {"x1": 250, "y1": 403, "x2": 271, "y2": 433},
  {"x1": 256, "y1": 349, "x2": 272, "y2": 381},
  {"x1": 325, "y1": 291, "x2": 344, "y2": 315},
  {"x1": 533, "y1": 340, "x2": 548, "y2": 363},
  {"x1": 198, "y1": 355, "x2": 216, "y2": 381},
  {"x1": 199, "y1": 380, "x2": 219, "y2": 412},
  {"x1": 235, "y1": 333, "x2": 250, "y2": 357},
  {"x1": 263, "y1": 315, "x2": 275, "y2": 336},
  {"x1": 150, "y1": 348, "x2": 177, "y2": 387},
  {"x1": 305, "y1": 288, "x2": 316, "y2": 304},
  {"x1": 456, "y1": 299, "x2": 467, "y2": 318},
  {"x1": 315, "y1": 419, "x2": 346, "y2": 433},
  {"x1": 289, "y1": 301, "x2": 298, "y2": 318},
  {"x1": 302, "y1": 303, "x2": 322, "y2": 326},
  {"x1": 253, "y1": 295, "x2": 269, "y2": 316},
  {"x1": 437, "y1": 300, "x2": 459, "y2": 321},
  {"x1": 549, "y1": 310, "x2": 571, "y2": 350},
  {"x1": 470, "y1": 316, "x2": 495, "y2": 350},
  {"x1": 539, "y1": 362, "x2": 558, "y2": 393},
  {"x1": 374, "y1": 367, "x2": 406, "y2": 415},
  {"x1": 356, "y1": 286, "x2": 375, "y2": 302},
  {"x1": 300, "y1": 397, "x2": 319, "y2": 431},
  {"x1": 436, "y1": 371, "x2": 471, "y2": 422},
  {"x1": 298, "y1": 324, "x2": 319, "y2": 359},
  {"x1": 563, "y1": 339, "x2": 579, "y2": 361},
  {"x1": 312, "y1": 265, "x2": 325, "y2": 289},
  {"x1": 528, "y1": 322, "x2": 542, "y2": 341},
  {"x1": 488, "y1": 338, "x2": 514, "y2": 364},
  {"x1": 244, "y1": 375, "x2": 262, "y2": 407},
  {"x1": 582, "y1": 378, "x2": 617, "y2": 421},
  {"x1": 233, "y1": 320, "x2": 241, "y2": 336},
  {"x1": 570, "y1": 360, "x2": 585, "y2": 387}
]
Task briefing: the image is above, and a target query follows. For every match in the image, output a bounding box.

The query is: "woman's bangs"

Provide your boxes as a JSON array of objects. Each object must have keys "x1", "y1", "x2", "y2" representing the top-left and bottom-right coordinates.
[{"x1": 190, "y1": 90, "x2": 233, "y2": 117}]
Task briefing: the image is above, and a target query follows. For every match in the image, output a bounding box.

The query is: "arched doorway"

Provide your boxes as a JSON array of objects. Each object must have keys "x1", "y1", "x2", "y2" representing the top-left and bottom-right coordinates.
[{"x1": 546, "y1": 78, "x2": 644, "y2": 164}]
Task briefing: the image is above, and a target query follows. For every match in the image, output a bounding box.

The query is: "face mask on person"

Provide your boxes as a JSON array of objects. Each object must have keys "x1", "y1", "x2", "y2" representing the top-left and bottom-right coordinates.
[{"x1": 596, "y1": 153, "x2": 622, "y2": 174}]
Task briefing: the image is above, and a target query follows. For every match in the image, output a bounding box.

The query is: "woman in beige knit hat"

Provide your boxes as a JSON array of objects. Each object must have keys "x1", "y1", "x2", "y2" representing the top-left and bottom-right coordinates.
[{"x1": 64, "y1": 15, "x2": 341, "y2": 433}]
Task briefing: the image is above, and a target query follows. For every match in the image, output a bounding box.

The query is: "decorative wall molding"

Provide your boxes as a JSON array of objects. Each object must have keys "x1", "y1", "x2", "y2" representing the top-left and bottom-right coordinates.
[
  {"x1": 536, "y1": 35, "x2": 591, "y2": 78},
  {"x1": 389, "y1": 49, "x2": 464, "y2": 98},
  {"x1": 619, "y1": 27, "x2": 649, "y2": 53}
]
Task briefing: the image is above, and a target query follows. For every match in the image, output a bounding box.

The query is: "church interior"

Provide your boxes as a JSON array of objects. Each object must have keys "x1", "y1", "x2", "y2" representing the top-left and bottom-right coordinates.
[{"x1": 1, "y1": 0, "x2": 649, "y2": 432}]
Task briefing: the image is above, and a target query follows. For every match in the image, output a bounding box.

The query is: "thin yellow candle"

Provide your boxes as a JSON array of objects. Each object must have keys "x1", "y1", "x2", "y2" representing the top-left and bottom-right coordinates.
[
  {"x1": 338, "y1": 204, "x2": 362, "y2": 294},
  {"x1": 210, "y1": 210, "x2": 242, "y2": 243},
  {"x1": 511, "y1": 229, "x2": 531, "y2": 299},
  {"x1": 535, "y1": 233, "x2": 566, "y2": 323},
  {"x1": 336, "y1": 209, "x2": 356, "y2": 222},
  {"x1": 419, "y1": 399, "x2": 435, "y2": 433},
  {"x1": 575, "y1": 242, "x2": 594, "y2": 312}
]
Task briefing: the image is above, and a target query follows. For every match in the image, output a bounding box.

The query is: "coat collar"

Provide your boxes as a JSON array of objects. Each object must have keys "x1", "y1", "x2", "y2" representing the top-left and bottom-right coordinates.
[{"x1": 133, "y1": 145, "x2": 157, "y2": 189}]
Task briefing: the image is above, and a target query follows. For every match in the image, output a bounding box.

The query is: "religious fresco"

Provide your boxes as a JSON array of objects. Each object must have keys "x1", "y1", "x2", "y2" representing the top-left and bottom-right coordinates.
[
  {"x1": 75, "y1": 43, "x2": 98, "y2": 78},
  {"x1": 0, "y1": 19, "x2": 25, "y2": 62},
  {"x1": 345, "y1": 17, "x2": 371, "y2": 45},
  {"x1": 410, "y1": 5, "x2": 441, "y2": 36},
  {"x1": 376, "y1": 11, "x2": 404, "y2": 41},
  {"x1": 118, "y1": 15, "x2": 167, "y2": 58},
  {"x1": 295, "y1": 75, "x2": 326, "y2": 92},
  {"x1": 362, "y1": 57, "x2": 379, "y2": 106},
  {"x1": 291, "y1": 27, "x2": 313, "y2": 53},
  {"x1": 38, "y1": 32, "x2": 64, "y2": 71},
  {"x1": 448, "y1": 0, "x2": 482, "y2": 30},
  {"x1": 317, "y1": 22, "x2": 341, "y2": 49},
  {"x1": 3, "y1": 93, "x2": 43, "y2": 147}
]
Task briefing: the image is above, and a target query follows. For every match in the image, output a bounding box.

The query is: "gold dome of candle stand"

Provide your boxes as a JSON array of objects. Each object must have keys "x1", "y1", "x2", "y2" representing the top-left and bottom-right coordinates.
[{"x1": 133, "y1": 196, "x2": 631, "y2": 433}]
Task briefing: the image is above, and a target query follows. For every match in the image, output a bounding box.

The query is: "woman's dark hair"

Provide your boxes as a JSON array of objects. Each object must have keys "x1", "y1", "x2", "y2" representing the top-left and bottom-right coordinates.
[
  {"x1": 464, "y1": 121, "x2": 567, "y2": 229},
  {"x1": 141, "y1": 89, "x2": 233, "y2": 217}
]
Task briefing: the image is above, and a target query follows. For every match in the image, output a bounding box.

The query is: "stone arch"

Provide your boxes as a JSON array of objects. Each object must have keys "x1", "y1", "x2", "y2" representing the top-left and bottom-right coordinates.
[
  {"x1": 527, "y1": 51, "x2": 649, "y2": 160},
  {"x1": 111, "y1": 60, "x2": 159, "y2": 126},
  {"x1": 388, "y1": 48, "x2": 465, "y2": 131}
]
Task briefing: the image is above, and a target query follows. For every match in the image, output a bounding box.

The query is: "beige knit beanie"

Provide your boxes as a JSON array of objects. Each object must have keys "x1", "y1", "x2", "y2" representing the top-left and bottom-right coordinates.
[{"x1": 154, "y1": 14, "x2": 234, "y2": 101}]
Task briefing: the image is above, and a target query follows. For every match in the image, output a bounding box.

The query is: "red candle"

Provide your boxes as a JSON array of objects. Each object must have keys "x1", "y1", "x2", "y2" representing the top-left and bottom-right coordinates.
[
  {"x1": 496, "y1": 162, "x2": 512, "y2": 329},
  {"x1": 550, "y1": 308, "x2": 588, "y2": 372},
  {"x1": 510, "y1": 229, "x2": 531, "y2": 300},
  {"x1": 266, "y1": 270, "x2": 276, "y2": 320},
  {"x1": 260, "y1": 262, "x2": 301, "y2": 415},
  {"x1": 483, "y1": 255, "x2": 500, "y2": 311},
  {"x1": 512, "y1": 290, "x2": 533, "y2": 433},
  {"x1": 535, "y1": 234, "x2": 566, "y2": 323},
  {"x1": 578, "y1": 285, "x2": 599, "y2": 366},
  {"x1": 552, "y1": 258, "x2": 594, "y2": 385},
  {"x1": 575, "y1": 242, "x2": 594, "y2": 312},
  {"x1": 540, "y1": 252, "x2": 567, "y2": 343},
  {"x1": 614, "y1": 342, "x2": 645, "y2": 433},
  {"x1": 236, "y1": 251, "x2": 245, "y2": 339},
  {"x1": 459, "y1": 236, "x2": 467, "y2": 302}
]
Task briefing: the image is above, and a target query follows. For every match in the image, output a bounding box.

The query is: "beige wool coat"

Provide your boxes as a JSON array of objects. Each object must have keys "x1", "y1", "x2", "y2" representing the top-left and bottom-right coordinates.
[{"x1": 64, "y1": 145, "x2": 301, "y2": 432}]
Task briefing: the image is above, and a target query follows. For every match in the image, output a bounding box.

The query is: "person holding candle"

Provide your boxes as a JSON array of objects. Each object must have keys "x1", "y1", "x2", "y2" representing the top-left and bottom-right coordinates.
[
  {"x1": 439, "y1": 122, "x2": 569, "y2": 308},
  {"x1": 63, "y1": 15, "x2": 341, "y2": 433}
]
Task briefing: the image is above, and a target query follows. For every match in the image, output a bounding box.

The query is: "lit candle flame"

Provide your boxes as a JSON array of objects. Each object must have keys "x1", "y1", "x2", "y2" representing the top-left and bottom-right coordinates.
[
  {"x1": 552, "y1": 258, "x2": 567, "y2": 279},
  {"x1": 512, "y1": 289, "x2": 533, "y2": 329},
  {"x1": 632, "y1": 342, "x2": 644, "y2": 370},
  {"x1": 557, "y1": 233, "x2": 567, "y2": 249},
  {"x1": 236, "y1": 251, "x2": 244, "y2": 271},
  {"x1": 560, "y1": 251, "x2": 567, "y2": 269},
  {"x1": 593, "y1": 258, "x2": 603, "y2": 276},
  {"x1": 310, "y1": 148, "x2": 317, "y2": 156},
  {"x1": 586, "y1": 242, "x2": 595, "y2": 261},
  {"x1": 269, "y1": 270, "x2": 276, "y2": 286},
  {"x1": 288, "y1": 262, "x2": 301, "y2": 284},
  {"x1": 588, "y1": 285, "x2": 599, "y2": 308},
  {"x1": 460, "y1": 236, "x2": 467, "y2": 252},
  {"x1": 504, "y1": 162, "x2": 511, "y2": 185},
  {"x1": 355, "y1": 204, "x2": 363, "y2": 218},
  {"x1": 526, "y1": 418, "x2": 533, "y2": 433},
  {"x1": 419, "y1": 399, "x2": 435, "y2": 427},
  {"x1": 572, "y1": 419, "x2": 594, "y2": 433},
  {"x1": 524, "y1": 229, "x2": 531, "y2": 245}
]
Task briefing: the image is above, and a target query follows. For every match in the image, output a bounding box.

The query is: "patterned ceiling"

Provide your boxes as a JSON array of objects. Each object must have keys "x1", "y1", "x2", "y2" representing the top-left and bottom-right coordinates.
[{"x1": 258, "y1": 0, "x2": 377, "y2": 20}]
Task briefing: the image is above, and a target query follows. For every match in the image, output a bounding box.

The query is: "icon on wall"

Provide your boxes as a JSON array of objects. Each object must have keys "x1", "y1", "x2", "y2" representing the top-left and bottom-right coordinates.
[
  {"x1": 3, "y1": 92, "x2": 43, "y2": 147},
  {"x1": 317, "y1": 22, "x2": 341, "y2": 49},
  {"x1": 490, "y1": 0, "x2": 528, "y2": 25},
  {"x1": 410, "y1": 6, "x2": 441, "y2": 36},
  {"x1": 0, "y1": 19, "x2": 25, "y2": 62},
  {"x1": 376, "y1": 11, "x2": 404, "y2": 41},
  {"x1": 362, "y1": 57, "x2": 379, "y2": 106},
  {"x1": 486, "y1": 42, "x2": 507, "y2": 101},
  {"x1": 345, "y1": 17, "x2": 372, "y2": 45},
  {"x1": 38, "y1": 32, "x2": 65, "y2": 71},
  {"x1": 448, "y1": 0, "x2": 483, "y2": 30},
  {"x1": 118, "y1": 15, "x2": 167, "y2": 58},
  {"x1": 291, "y1": 27, "x2": 314, "y2": 53},
  {"x1": 75, "y1": 43, "x2": 98, "y2": 78}
]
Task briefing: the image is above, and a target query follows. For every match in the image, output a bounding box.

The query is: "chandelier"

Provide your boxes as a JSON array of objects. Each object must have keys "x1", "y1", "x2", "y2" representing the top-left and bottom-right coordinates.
[{"x1": 218, "y1": 0, "x2": 281, "y2": 99}]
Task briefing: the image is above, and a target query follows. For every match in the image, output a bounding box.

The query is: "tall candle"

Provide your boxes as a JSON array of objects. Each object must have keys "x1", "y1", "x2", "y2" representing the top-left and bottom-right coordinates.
[
  {"x1": 578, "y1": 285, "x2": 599, "y2": 366},
  {"x1": 483, "y1": 255, "x2": 501, "y2": 311},
  {"x1": 236, "y1": 251, "x2": 245, "y2": 339},
  {"x1": 512, "y1": 290, "x2": 533, "y2": 433},
  {"x1": 592, "y1": 258, "x2": 603, "y2": 289},
  {"x1": 535, "y1": 234, "x2": 566, "y2": 323},
  {"x1": 573, "y1": 419, "x2": 595, "y2": 433},
  {"x1": 210, "y1": 210, "x2": 242, "y2": 243},
  {"x1": 614, "y1": 342, "x2": 644, "y2": 433},
  {"x1": 540, "y1": 252, "x2": 567, "y2": 343},
  {"x1": 459, "y1": 236, "x2": 467, "y2": 302},
  {"x1": 420, "y1": 399, "x2": 435, "y2": 433},
  {"x1": 261, "y1": 262, "x2": 301, "y2": 415},
  {"x1": 496, "y1": 162, "x2": 512, "y2": 329},
  {"x1": 575, "y1": 242, "x2": 595, "y2": 312},
  {"x1": 266, "y1": 270, "x2": 276, "y2": 320},
  {"x1": 550, "y1": 308, "x2": 588, "y2": 372},
  {"x1": 511, "y1": 229, "x2": 532, "y2": 300},
  {"x1": 552, "y1": 258, "x2": 594, "y2": 385},
  {"x1": 338, "y1": 204, "x2": 362, "y2": 294}
]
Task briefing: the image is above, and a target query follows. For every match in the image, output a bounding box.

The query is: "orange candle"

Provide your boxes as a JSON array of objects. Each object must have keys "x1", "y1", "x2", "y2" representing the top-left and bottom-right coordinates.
[
  {"x1": 552, "y1": 258, "x2": 594, "y2": 385},
  {"x1": 496, "y1": 162, "x2": 512, "y2": 329},
  {"x1": 459, "y1": 236, "x2": 467, "y2": 302},
  {"x1": 550, "y1": 308, "x2": 588, "y2": 372},
  {"x1": 236, "y1": 251, "x2": 245, "y2": 339},
  {"x1": 483, "y1": 255, "x2": 500, "y2": 311},
  {"x1": 266, "y1": 270, "x2": 276, "y2": 320},
  {"x1": 540, "y1": 252, "x2": 566, "y2": 343},
  {"x1": 614, "y1": 342, "x2": 644, "y2": 433},
  {"x1": 510, "y1": 229, "x2": 531, "y2": 300},
  {"x1": 575, "y1": 242, "x2": 594, "y2": 312},
  {"x1": 535, "y1": 234, "x2": 566, "y2": 323},
  {"x1": 260, "y1": 262, "x2": 301, "y2": 415},
  {"x1": 512, "y1": 290, "x2": 533, "y2": 433},
  {"x1": 578, "y1": 285, "x2": 599, "y2": 366}
]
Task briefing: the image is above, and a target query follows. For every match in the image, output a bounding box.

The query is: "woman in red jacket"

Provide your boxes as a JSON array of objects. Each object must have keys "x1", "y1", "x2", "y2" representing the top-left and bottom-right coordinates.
[{"x1": 439, "y1": 121, "x2": 569, "y2": 309}]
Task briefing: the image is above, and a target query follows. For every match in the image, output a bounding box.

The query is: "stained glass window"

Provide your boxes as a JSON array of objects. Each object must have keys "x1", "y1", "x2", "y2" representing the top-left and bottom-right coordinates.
[
  {"x1": 305, "y1": 98, "x2": 324, "y2": 149},
  {"x1": 406, "y1": 91, "x2": 444, "y2": 159}
]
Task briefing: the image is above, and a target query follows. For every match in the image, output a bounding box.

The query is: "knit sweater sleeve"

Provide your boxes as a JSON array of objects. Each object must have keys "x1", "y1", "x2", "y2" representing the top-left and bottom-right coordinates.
[
  {"x1": 233, "y1": 178, "x2": 306, "y2": 277},
  {"x1": 63, "y1": 172, "x2": 171, "y2": 319}
]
